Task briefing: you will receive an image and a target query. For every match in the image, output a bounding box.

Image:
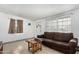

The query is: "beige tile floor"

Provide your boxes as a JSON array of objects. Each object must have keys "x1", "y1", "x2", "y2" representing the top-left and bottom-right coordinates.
[{"x1": 3, "y1": 40, "x2": 79, "y2": 54}]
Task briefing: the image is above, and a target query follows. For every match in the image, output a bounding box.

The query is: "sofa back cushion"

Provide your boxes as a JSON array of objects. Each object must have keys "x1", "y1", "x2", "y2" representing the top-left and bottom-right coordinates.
[
  {"x1": 54, "y1": 32, "x2": 73, "y2": 42},
  {"x1": 44, "y1": 32, "x2": 54, "y2": 39}
]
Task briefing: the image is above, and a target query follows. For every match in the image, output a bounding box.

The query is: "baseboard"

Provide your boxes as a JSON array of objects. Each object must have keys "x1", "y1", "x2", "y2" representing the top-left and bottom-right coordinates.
[{"x1": 3, "y1": 38, "x2": 33, "y2": 45}]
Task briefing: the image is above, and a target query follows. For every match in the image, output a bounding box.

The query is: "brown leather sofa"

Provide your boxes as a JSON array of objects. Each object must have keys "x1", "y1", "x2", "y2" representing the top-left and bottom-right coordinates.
[{"x1": 35, "y1": 32, "x2": 78, "y2": 54}]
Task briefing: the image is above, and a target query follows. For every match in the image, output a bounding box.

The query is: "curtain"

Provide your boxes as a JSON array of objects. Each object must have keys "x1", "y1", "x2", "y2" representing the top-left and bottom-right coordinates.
[
  {"x1": 8, "y1": 19, "x2": 15, "y2": 33},
  {"x1": 17, "y1": 20, "x2": 23, "y2": 33}
]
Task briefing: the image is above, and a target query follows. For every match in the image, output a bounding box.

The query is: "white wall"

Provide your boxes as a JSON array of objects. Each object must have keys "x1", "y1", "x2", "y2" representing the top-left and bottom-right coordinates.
[
  {"x1": 35, "y1": 19, "x2": 46, "y2": 37},
  {"x1": 0, "y1": 12, "x2": 35, "y2": 43},
  {"x1": 72, "y1": 9, "x2": 79, "y2": 46}
]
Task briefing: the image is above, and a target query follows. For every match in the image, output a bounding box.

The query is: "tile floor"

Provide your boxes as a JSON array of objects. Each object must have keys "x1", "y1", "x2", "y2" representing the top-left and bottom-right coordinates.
[{"x1": 3, "y1": 40, "x2": 79, "y2": 54}]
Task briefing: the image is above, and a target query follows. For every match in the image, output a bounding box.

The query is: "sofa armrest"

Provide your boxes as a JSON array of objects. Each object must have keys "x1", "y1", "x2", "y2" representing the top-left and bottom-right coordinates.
[
  {"x1": 69, "y1": 38, "x2": 78, "y2": 47},
  {"x1": 68, "y1": 38, "x2": 78, "y2": 53},
  {"x1": 0, "y1": 41, "x2": 3, "y2": 54},
  {"x1": 37, "y1": 35, "x2": 44, "y2": 38},
  {"x1": 0, "y1": 41, "x2": 2, "y2": 49},
  {"x1": 69, "y1": 38, "x2": 78, "y2": 45},
  {"x1": 34, "y1": 38, "x2": 43, "y2": 43}
]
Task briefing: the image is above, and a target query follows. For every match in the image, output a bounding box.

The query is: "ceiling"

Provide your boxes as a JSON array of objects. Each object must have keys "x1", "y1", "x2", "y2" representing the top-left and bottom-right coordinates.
[{"x1": 0, "y1": 4, "x2": 79, "y2": 20}]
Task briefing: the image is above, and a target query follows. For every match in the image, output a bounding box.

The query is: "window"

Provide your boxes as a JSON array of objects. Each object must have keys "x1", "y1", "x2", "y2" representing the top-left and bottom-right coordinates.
[
  {"x1": 46, "y1": 17, "x2": 71, "y2": 33},
  {"x1": 8, "y1": 19, "x2": 23, "y2": 33},
  {"x1": 58, "y1": 17, "x2": 71, "y2": 33},
  {"x1": 46, "y1": 20, "x2": 57, "y2": 32}
]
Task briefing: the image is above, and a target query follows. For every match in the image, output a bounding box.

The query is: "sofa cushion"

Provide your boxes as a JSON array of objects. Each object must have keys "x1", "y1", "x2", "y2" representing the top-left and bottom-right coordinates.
[
  {"x1": 42, "y1": 40, "x2": 70, "y2": 53},
  {"x1": 54, "y1": 32, "x2": 73, "y2": 42},
  {"x1": 44, "y1": 32, "x2": 54, "y2": 40},
  {"x1": 43, "y1": 39, "x2": 68, "y2": 47}
]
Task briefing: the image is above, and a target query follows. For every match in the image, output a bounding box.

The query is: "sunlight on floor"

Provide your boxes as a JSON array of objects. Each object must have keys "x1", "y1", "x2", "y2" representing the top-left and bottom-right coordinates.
[{"x1": 12, "y1": 45, "x2": 23, "y2": 54}]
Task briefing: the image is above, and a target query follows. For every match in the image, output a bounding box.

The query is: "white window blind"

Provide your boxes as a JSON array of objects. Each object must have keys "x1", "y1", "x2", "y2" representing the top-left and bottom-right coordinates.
[{"x1": 46, "y1": 17, "x2": 71, "y2": 33}]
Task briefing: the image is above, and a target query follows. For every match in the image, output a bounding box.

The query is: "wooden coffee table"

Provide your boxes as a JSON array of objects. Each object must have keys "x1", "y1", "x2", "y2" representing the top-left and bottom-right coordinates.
[{"x1": 26, "y1": 39, "x2": 42, "y2": 54}]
